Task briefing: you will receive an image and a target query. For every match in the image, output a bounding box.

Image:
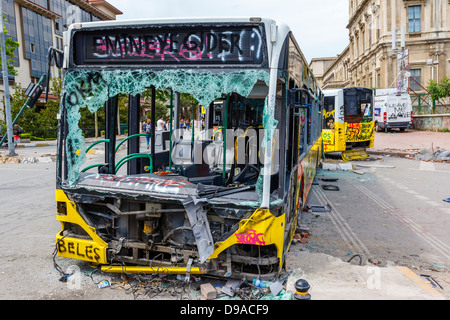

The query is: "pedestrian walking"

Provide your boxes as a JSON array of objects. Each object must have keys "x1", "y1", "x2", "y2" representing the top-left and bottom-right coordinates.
[{"x1": 144, "y1": 118, "x2": 151, "y2": 149}]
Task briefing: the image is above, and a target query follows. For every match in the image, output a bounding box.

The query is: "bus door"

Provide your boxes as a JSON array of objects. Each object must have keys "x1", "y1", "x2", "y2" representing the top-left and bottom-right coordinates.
[{"x1": 322, "y1": 90, "x2": 345, "y2": 154}]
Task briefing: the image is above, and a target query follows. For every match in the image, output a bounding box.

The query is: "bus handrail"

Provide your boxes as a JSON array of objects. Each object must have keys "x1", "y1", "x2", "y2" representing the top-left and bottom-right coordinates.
[
  {"x1": 81, "y1": 163, "x2": 104, "y2": 173},
  {"x1": 86, "y1": 139, "x2": 110, "y2": 153},
  {"x1": 115, "y1": 133, "x2": 151, "y2": 153},
  {"x1": 288, "y1": 88, "x2": 315, "y2": 108},
  {"x1": 115, "y1": 153, "x2": 153, "y2": 173},
  {"x1": 81, "y1": 139, "x2": 111, "y2": 173}
]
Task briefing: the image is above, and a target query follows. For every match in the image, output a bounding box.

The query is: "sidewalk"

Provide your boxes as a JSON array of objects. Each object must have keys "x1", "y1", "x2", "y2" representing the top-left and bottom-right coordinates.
[
  {"x1": 14, "y1": 135, "x2": 133, "y2": 149},
  {"x1": 16, "y1": 140, "x2": 58, "y2": 148},
  {"x1": 368, "y1": 130, "x2": 450, "y2": 157},
  {"x1": 0, "y1": 135, "x2": 131, "y2": 162}
]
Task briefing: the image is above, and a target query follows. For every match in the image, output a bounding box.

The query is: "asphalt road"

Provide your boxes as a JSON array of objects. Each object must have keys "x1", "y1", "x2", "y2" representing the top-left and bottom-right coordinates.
[
  {"x1": 306, "y1": 157, "x2": 450, "y2": 265},
  {"x1": 298, "y1": 155, "x2": 450, "y2": 298}
]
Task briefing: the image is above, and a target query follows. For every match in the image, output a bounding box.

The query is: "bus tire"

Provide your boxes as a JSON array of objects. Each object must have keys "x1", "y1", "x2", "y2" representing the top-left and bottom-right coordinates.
[{"x1": 375, "y1": 122, "x2": 381, "y2": 132}]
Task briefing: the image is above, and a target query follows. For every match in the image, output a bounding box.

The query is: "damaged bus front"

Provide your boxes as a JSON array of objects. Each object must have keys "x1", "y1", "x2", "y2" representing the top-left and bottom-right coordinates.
[{"x1": 55, "y1": 18, "x2": 323, "y2": 280}]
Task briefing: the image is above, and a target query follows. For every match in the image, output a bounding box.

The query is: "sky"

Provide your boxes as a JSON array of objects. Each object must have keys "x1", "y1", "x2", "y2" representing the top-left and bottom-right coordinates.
[{"x1": 106, "y1": 0, "x2": 349, "y2": 62}]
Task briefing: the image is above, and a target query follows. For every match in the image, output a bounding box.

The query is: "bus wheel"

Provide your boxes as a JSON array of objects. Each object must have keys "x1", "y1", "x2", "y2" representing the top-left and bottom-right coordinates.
[{"x1": 375, "y1": 122, "x2": 381, "y2": 132}]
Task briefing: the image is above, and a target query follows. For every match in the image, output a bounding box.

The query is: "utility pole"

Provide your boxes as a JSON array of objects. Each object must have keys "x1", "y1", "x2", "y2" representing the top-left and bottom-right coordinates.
[
  {"x1": 0, "y1": 2, "x2": 16, "y2": 156},
  {"x1": 392, "y1": 26, "x2": 409, "y2": 94}
]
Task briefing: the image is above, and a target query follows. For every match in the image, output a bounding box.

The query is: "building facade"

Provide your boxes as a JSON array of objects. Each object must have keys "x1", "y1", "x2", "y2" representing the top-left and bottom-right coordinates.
[
  {"x1": 1, "y1": 0, "x2": 122, "y2": 120},
  {"x1": 313, "y1": 0, "x2": 450, "y2": 93}
]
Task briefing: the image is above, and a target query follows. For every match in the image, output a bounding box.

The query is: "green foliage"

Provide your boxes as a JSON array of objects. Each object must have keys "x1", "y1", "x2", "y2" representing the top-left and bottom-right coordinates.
[
  {"x1": 427, "y1": 77, "x2": 450, "y2": 102},
  {"x1": 179, "y1": 93, "x2": 199, "y2": 120},
  {"x1": 141, "y1": 88, "x2": 171, "y2": 120},
  {"x1": 1, "y1": 79, "x2": 201, "y2": 139},
  {"x1": 20, "y1": 133, "x2": 31, "y2": 139},
  {"x1": 1, "y1": 15, "x2": 19, "y2": 76},
  {"x1": 140, "y1": 89, "x2": 199, "y2": 121}
]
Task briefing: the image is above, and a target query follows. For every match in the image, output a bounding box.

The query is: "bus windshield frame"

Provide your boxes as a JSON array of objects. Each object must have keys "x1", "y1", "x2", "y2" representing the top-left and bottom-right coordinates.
[{"x1": 57, "y1": 20, "x2": 275, "y2": 207}]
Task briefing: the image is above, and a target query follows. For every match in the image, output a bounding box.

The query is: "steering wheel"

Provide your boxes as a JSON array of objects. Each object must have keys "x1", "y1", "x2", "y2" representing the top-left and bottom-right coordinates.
[{"x1": 233, "y1": 163, "x2": 260, "y2": 184}]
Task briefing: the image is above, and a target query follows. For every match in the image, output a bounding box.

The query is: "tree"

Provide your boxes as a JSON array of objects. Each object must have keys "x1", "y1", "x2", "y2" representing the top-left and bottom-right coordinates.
[
  {"x1": 426, "y1": 77, "x2": 450, "y2": 102},
  {"x1": 179, "y1": 93, "x2": 199, "y2": 120},
  {"x1": 142, "y1": 88, "x2": 171, "y2": 121},
  {"x1": 0, "y1": 14, "x2": 19, "y2": 76},
  {"x1": 0, "y1": 15, "x2": 19, "y2": 131}
]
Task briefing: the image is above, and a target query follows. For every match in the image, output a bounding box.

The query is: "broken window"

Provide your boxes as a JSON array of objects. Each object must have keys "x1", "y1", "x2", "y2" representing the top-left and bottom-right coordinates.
[{"x1": 62, "y1": 68, "x2": 270, "y2": 187}]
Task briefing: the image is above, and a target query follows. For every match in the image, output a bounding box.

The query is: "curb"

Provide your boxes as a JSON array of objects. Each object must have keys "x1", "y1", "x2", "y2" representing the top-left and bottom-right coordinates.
[
  {"x1": 367, "y1": 150, "x2": 417, "y2": 158},
  {"x1": 0, "y1": 155, "x2": 55, "y2": 164},
  {"x1": 16, "y1": 141, "x2": 57, "y2": 148},
  {"x1": 396, "y1": 266, "x2": 443, "y2": 298}
]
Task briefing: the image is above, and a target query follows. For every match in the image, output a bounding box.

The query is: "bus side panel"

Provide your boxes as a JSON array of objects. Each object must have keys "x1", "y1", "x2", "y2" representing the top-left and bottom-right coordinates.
[
  {"x1": 209, "y1": 209, "x2": 286, "y2": 269},
  {"x1": 301, "y1": 138, "x2": 322, "y2": 206},
  {"x1": 323, "y1": 121, "x2": 346, "y2": 153}
]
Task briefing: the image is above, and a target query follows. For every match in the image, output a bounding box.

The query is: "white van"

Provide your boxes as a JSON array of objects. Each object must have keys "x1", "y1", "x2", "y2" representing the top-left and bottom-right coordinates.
[{"x1": 374, "y1": 89, "x2": 413, "y2": 132}]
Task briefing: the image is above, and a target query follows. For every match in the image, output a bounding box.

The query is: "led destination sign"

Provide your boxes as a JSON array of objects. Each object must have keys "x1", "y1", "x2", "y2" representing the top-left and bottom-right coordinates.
[{"x1": 73, "y1": 25, "x2": 266, "y2": 66}]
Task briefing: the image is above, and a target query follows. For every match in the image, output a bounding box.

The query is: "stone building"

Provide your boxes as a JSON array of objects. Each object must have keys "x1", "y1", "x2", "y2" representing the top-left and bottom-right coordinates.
[
  {"x1": 0, "y1": 0, "x2": 122, "y2": 121},
  {"x1": 309, "y1": 56, "x2": 338, "y2": 88},
  {"x1": 312, "y1": 0, "x2": 450, "y2": 93}
]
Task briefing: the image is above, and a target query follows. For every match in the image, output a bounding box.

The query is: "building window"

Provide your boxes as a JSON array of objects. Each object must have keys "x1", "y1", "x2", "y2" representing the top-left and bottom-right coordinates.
[
  {"x1": 408, "y1": 6, "x2": 421, "y2": 33},
  {"x1": 410, "y1": 69, "x2": 421, "y2": 91},
  {"x1": 377, "y1": 16, "x2": 380, "y2": 39},
  {"x1": 55, "y1": 36, "x2": 63, "y2": 50},
  {"x1": 356, "y1": 36, "x2": 359, "y2": 57},
  {"x1": 362, "y1": 30, "x2": 365, "y2": 52}
]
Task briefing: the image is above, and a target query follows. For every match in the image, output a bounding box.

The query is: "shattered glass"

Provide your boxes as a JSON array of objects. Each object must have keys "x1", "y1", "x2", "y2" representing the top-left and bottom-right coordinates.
[{"x1": 62, "y1": 68, "x2": 270, "y2": 186}]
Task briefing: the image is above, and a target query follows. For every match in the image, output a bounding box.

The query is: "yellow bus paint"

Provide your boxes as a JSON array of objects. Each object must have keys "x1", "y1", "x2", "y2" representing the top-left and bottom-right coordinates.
[{"x1": 55, "y1": 190, "x2": 108, "y2": 265}]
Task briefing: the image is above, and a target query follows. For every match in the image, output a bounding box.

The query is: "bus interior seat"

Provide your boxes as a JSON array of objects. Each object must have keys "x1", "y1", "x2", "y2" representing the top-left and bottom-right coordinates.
[{"x1": 170, "y1": 140, "x2": 223, "y2": 185}]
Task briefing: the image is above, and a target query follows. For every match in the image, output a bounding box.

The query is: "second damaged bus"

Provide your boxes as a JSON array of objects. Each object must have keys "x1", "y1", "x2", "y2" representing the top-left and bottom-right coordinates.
[
  {"x1": 322, "y1": 87, "x2": 374, "y2": 161},
  {"x1": 55, "y1": 17, "x2": 323, "y2": 280}
]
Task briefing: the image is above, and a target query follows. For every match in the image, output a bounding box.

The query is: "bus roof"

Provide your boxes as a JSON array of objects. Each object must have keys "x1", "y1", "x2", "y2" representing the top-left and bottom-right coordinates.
[
  {"x1": 68, "y1": 16, "x2": 281, "y2": 30},
  {"x1": 323, "y1": 89, "x2": 340, "y2": 96},
  {"x1": 65, "y1": 16, "x2": 293, "y2": 70}
]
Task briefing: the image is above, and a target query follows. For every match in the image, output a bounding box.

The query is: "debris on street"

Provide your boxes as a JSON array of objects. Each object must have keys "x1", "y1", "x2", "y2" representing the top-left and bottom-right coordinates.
[
  {"x1": 415, "y1": 148, "x2": 450, "y2": 162},
  {"x1": 65, "y1": 263, "x2": 295, "y2": 300},
  {"x1": 200, "y1": 283, "x2": 217, "y2": 300},
  {"x1": 420, "y1": 275, "x2": 443, "y2": 290},
  {"x1": 321, "y1": 184, "x2": 340, "y2": 191}
]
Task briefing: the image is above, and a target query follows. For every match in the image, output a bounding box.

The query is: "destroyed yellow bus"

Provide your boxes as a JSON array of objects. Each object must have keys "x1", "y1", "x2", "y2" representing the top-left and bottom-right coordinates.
[
  {"x1": 322, "y1": 87, "x2": 374, "y2": 161},
  {"x1": 54, "y1": 17, "x2": 323, "y2": 280}
]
